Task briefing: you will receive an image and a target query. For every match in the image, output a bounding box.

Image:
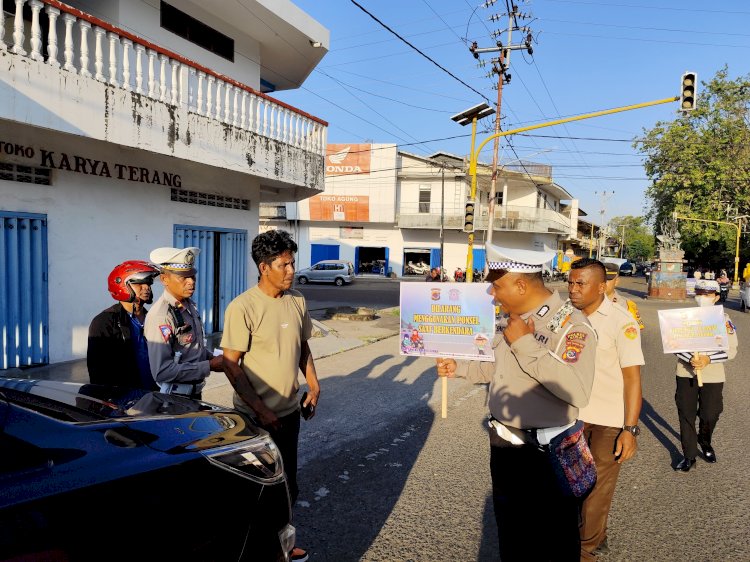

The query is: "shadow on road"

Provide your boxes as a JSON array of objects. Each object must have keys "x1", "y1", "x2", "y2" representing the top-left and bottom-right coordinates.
[{"x1": 640, "y1": 397, "x2": 682, "y2": 463}]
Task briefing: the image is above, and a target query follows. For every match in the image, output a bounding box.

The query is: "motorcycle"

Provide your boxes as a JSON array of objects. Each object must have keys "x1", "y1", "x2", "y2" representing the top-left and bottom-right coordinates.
[
  {"x1": 454, "y1": 268, "x2": 465, "y2": 282},
  {"x1": 718, "y1": 280, "x2": 730, "y2": 303},
  {"x1": 406, "y1": 260, "x2": 430, "y2": 275}
]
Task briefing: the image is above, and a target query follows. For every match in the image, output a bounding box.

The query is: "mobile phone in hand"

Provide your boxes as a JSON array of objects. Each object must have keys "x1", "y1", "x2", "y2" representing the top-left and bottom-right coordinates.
[{"x1": 300, "y1": 391, "x2": 314, "y2": 420}]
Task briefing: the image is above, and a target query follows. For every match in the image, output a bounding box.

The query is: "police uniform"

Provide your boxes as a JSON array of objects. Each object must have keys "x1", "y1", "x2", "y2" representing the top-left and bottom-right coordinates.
[
  {"x1": 143, "y1": 247, "x2": 213, "y2": 397},
  {"x1": 674, "y1": 279, "x2": 738, "y2": 470},
  {"x1": 578, "y1": 295, "x2": 645, "y2": 560},
  {"x1": 452, "y1": 245, "x2": 597, "y2": 561}
]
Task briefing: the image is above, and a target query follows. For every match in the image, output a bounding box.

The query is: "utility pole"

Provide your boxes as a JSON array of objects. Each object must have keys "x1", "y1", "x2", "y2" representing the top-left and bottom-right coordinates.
[
  {"x1": 594, "y1": 190, "x2": 614, "y2": 258},
  {"x1": 470, "y1": 1, "x2": 534, "y2": 255},
  {"x1": 439, "y1": 166, "x2": 445, "y2": 270}
]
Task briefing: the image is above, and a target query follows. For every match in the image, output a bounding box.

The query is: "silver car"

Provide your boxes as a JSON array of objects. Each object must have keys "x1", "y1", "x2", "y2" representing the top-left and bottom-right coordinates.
[{"x1": 295, "y1": 260, "x2": 355, "y2": 286}]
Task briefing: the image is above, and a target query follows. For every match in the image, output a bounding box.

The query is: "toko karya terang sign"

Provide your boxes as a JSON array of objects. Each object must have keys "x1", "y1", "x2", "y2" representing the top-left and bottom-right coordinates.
[{"x1": 399, "y1": 282, "x2": 496, "y2": 361}]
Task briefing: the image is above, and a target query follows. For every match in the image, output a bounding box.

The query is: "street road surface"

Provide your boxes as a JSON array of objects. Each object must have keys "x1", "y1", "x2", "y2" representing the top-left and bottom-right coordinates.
[{"x1": 293, "y1": 276, "x2": 750, "y2": 561}]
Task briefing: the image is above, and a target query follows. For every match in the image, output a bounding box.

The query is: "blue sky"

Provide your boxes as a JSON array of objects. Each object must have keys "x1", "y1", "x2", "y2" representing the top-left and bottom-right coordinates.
[{"x1": 274, "y1": 0, "x2": 750, "y2": 225}]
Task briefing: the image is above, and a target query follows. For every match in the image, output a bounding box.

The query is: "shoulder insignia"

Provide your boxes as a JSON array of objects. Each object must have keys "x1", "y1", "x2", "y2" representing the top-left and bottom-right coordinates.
[
  {"x1": 536, "y1": 305, "x2": 550, "y2": 317},
  {"x1": 547, "y1": 300, "x2": 577, "y2": 333},
  {"x1": 562, "y1": 332, "x2": 586, "y2": 363},
  {"x1": 627, "y1": 300, "x2": 645, "y2": 329},
  {"x1": 159, "y1": 324, "x2": 173, "y2": 343},
  {"x1": 726, "y1": 318, "x2": 736, "y2": 335}
]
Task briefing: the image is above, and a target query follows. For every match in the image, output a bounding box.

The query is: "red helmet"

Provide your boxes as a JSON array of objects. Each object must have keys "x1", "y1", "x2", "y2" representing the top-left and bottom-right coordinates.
[{"x1": 107, "y1": 260, "x2": 160, "y2": 302}]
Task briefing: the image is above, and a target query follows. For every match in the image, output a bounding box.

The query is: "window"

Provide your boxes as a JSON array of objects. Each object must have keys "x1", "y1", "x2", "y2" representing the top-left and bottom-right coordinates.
[
  {"x1": 419, "y1": 184, "x2": 431, "y2": 213},
  {"x1": 0, "y1": 162, "x2": 51, "y2": 185},
  {"x1": 171, "y1": 188, "x2": 249, "y2": 210},
  {"x1": 494, "y1": 192, "x2": 503, "y2": 205},
  {"x1": 160, "y1": 2, "x2": 234, "y2": 62}
]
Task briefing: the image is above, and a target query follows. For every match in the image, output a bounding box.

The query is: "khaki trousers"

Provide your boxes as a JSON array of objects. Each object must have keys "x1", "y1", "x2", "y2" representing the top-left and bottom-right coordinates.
[{"x1": 580, "y1": 423, "x2": 623, "y2": 561}]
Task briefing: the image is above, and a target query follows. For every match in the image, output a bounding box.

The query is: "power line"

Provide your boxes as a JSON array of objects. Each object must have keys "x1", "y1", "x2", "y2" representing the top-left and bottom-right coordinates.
[{"x1": 348, "y1": 0, "x2": 491, "y2": 103}]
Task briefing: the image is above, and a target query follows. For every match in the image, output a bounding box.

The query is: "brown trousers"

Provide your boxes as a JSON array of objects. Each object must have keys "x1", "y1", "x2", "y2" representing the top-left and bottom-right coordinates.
[{"x1": 580, "y1": 423, "x2": 623, "y2": 561}]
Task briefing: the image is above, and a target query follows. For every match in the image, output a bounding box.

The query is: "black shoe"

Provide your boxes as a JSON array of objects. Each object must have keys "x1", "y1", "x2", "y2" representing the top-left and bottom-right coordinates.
[
  {"x1": 674, "y1": 457, "x2": 696, "y2": 472},
  {"x1": 701, "y1": 444, "x2": 717, "y2": 463}
]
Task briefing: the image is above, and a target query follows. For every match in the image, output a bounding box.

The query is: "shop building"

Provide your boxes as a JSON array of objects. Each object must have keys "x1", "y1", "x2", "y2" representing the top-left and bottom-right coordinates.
[
  {"x1": 0, "y1": 0, "x2": 329, "y2": 368},
  {"x1": 261, "y1": 144, "x2": 580, "y2": 278}
]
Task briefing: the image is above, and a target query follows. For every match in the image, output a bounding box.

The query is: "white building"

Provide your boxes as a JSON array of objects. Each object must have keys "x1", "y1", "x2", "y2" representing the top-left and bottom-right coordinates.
[
  {"x1": 261, "y1": 144, "x2": 579, "y2": 278},
  {"x1": 0, "y1": 0, "x2": 329, "y2": 368}
]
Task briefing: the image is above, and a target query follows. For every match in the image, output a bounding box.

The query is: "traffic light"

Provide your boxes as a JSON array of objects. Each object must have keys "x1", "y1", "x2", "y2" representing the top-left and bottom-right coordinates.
[
  {"x1": 680, "y1": 72, "x2": 697, "y2": 112},
  {"x1": 463, "y1": 199, "x2": 476, "y2": 233}
]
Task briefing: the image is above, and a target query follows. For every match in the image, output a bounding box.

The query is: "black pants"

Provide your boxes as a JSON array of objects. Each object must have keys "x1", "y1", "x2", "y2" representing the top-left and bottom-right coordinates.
[
  {"x1": 264, "y1": 410, "x2": 301, "y2": 504},
  {"x1": 675, "y1": 377, "x2": 724, "y2": 459},
  {"x1": 490, "y1": 439, "x2": 581, "y2": 561}
]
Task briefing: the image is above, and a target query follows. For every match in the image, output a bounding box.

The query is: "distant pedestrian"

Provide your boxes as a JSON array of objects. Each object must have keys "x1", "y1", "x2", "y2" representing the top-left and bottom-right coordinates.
[
  {"x1": 426, "y1": 267, "x2": 441, "y2": 282},
  {"x1": 87, "y1": 260, "x2": 160, "y2": 389},
  {"x1": 673, "y1": 279, "x2": 737, "y2": 472},
  {"x1": 144, "y1": 247, "x2": 223, "y2": 398},
  {"x1": 221, "y1": 230, "x2": 319, "y2": 562}
]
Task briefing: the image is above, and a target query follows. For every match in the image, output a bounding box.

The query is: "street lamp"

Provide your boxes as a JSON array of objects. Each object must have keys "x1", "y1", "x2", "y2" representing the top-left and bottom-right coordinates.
[
  {"x1": 616, "y1": 224, "x2": 626, "y2": 258},
  {"x1": 451, "y1": 103, "x2": 495, "y2": 282}
]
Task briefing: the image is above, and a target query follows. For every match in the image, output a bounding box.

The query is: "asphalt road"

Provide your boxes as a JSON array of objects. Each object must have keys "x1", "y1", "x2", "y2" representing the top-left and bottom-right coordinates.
[{"x1": 292, "y1": 276, "x2": 750, "y2": 561}]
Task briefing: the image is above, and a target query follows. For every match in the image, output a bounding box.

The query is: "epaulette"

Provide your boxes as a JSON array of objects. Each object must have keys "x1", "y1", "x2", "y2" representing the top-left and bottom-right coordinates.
[{"x1": 547, "y1": 300, "x2": 577, "y2": 333}]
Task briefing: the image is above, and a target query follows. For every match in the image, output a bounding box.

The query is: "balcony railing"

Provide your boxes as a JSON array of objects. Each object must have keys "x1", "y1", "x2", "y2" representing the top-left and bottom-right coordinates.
[
  {"x1": 1, "y1": 0, "x2": 327, "y2": 154},
  {"x1": 398, "y1": 202, "x2": 571, "y2": 234}
]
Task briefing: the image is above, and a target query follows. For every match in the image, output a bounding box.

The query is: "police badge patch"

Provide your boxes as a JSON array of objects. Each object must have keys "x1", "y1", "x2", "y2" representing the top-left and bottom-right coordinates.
[{"x1": 562, "y1": 331, "x2": 587, "y2": 363}]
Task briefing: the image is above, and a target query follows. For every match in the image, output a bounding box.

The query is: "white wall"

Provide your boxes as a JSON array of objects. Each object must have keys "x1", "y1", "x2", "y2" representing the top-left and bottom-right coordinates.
[{"x1": 0, "y1": 128, "x2": 260, "y2": 364}]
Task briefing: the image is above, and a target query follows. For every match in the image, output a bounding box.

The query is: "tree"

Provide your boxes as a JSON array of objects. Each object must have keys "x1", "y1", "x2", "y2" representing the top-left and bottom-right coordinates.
[
  {"x1": 608, "y1": 215, "x2": 655, "y2": 262},
  {"x1": 636, "y1": 67, "x2": 750, "y2": 271}
]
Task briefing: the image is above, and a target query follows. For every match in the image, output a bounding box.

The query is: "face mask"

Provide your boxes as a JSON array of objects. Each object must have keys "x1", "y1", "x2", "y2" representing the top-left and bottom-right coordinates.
[{"x1": 694, "y1": 295, "x2": 716, "y2": 307}]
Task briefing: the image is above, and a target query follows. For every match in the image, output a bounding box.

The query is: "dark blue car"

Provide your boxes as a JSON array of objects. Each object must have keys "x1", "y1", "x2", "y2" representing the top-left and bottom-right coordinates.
[
  {"x1": 619, "y1": 262, "x2": 635, "y2": 276},
  {"x1": 0, "y1": 379, "x2": 295, "y2": 561}
]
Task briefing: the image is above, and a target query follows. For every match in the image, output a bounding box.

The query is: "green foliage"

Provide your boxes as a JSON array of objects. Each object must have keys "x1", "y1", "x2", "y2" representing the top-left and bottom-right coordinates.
[
  {"x1": 608, "y1": 215, "x2": 655, "y2": 261},
  {"x1": 635, "y1": 67, "x2": 750, "y2": 269}
]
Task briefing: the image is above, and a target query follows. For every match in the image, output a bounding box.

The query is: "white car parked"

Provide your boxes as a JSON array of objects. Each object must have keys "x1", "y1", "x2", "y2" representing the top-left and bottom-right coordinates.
[{"x1": 741, "y1": 282, "x2": 750, "y2": 312}]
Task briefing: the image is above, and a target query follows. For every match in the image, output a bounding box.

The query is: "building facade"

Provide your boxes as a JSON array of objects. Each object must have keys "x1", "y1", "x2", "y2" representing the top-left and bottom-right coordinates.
[
  {"x1": 0, "y1": 0, "x2": 329, "y2": 368},
  {"x1": 262, "y1": 144, "x2": 580, "y2": 279}
]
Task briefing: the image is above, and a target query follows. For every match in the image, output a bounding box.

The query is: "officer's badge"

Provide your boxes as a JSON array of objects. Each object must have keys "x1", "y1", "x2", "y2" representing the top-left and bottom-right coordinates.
[
  {"x1": 185, "y1": 250, "x2": 195, "y2": 266},
  {"x1": 624, "y1": 324, "x2": 638, "y2": 340},
  {"x1": 562, "y1": 331, "x2": 587, "y2": 363},
  {"x1": 547, "y1": 300, "x2": 576, "y2": 333}
]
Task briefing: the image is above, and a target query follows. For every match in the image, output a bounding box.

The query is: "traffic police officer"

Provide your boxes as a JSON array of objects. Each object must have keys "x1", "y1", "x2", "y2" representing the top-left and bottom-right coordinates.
[
  {"x1": 436, "y1": 244, "x2": 597, "y2": 561},
  {"x1": 144, "y1": 247, "x2": 222, "y2": 397}
]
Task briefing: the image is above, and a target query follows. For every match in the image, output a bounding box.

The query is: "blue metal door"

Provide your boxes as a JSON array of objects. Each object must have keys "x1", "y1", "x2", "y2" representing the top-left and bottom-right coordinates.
[
  {"x1": 384, "y1": 247, "x2": 389, "y2": 276},
  {"x1": 174, "y1": 225, "x2": 247, "y2": 334},
  {"x1": 218, "y1": 231, "x2": 248, "y2": 330},
  {"x1": 1, "y1": 212, "x2": 48, "y2": 368},
  {"x1": 354, "y1": 246, "x2": 360, "y2": 274},
  {"x1": 311, "y1": 244, "x2": 339, "y2": 265},
  {"x1": 473, "y1": 248, "x2": 486, "y2": 272},
  {"x1": 430, "y1": 248, "x2": 441, "y2": 269}
]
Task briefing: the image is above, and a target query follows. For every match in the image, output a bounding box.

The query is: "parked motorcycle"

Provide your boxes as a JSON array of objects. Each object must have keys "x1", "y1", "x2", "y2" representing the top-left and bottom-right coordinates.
[
  {"x1": 454, "y1": 268, "x2": 465, "y2": 282},
  {"x1": 406, "y1": 260, "x2": 430, "y2": 275}
]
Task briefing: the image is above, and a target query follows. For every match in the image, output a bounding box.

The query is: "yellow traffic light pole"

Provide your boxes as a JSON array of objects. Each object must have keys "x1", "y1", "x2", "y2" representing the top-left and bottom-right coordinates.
[
  {"x1": 464, "y1": 115, "x2": 480, "y2": 280},
  {"x1": 673, "y1": 214, "x2": 742, "y2": 288},
  {"x1": 464, "y1": 95, "x2": 680, "y2": 282}
]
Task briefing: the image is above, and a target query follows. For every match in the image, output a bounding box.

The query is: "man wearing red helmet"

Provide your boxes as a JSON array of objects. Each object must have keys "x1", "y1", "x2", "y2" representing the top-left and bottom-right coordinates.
[{"x1": 87, "y1": 260, "x2": 160, "y2": 389}]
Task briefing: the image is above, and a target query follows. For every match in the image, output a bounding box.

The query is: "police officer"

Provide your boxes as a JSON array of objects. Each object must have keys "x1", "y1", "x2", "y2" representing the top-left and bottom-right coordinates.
[
  {"x1": 604, "y1": 262, "x2": 644, "y2": 329},
  {"x1": 436, "y1": 244, "x2": 597, "y2": 561},
  {"x1": 569, "y1": 258, "x2": 644, "y2": 560},
  {"x1": 144, "y1": 247, "x2": 223, "y2": 397}
]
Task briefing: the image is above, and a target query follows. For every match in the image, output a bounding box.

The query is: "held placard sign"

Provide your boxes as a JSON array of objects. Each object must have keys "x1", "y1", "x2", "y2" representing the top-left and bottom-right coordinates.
[
  {"x1": 399, "y1": 282, "x2": 496, "y2": 361},
  {"x1": 657, "y1": 305, "x2": 728, "y2": 354}
]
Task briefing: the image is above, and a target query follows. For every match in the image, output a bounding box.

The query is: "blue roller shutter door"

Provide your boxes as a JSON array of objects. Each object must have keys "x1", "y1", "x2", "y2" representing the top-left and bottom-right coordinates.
[
  {"x1": 1, "y1": 212, "x2": 48, "y2": 368},
  {"x1": 174, "y1": 226, "x2": 247, "y2": 334},
  {"x1": 473, "y1": 248, "x2": 486, "y2": 272},
  {"x1": 430, "y1": 248, "x2": 441, "y2": 269}
]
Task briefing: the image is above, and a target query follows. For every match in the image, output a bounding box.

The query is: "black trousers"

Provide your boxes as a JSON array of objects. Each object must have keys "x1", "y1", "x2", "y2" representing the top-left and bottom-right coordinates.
[
  {"x1": 675, "y1": 377, "x2": 724, "y2": 459},
  {"x1": 264, "y1": 410, "x2": 301, "y2": 504},
  {"x1": 490, "y1": 438, "x2": 581, "y2": 561}
]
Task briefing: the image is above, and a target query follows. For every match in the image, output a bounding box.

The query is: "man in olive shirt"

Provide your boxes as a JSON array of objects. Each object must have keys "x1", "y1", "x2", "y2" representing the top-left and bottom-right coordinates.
[
  {"x1": 436, "y1": 244, "x2": 597, "y2": 561},
  {"x1": 221, "y1": 230, "x2": 320, "y2": 562},
  {"x1": 568, "y1": 258, "x2": 644, "y2": 560}
]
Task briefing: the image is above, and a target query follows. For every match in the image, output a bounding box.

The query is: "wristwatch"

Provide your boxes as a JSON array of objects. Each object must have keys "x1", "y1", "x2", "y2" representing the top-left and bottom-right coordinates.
[{"x1": 623, "y1": 425, "x2": 641, "y2": 437}]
